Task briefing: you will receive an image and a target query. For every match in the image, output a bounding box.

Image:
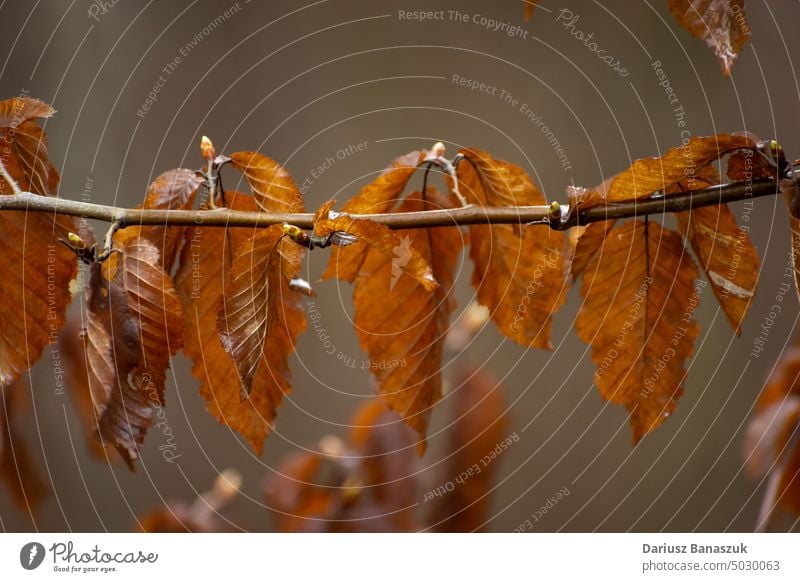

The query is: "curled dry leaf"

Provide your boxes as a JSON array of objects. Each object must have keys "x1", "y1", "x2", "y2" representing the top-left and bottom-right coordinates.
[
  {"x1": 671, "y1": 169, "x2": 759, "y2": 334},
  {"x1": 121, "y1": 168, "x2": 203, "y2": 270},
  {"x1": 83, "y1": 237, "x2": 183, "y2": 468},
  {"x1": 668, "y1": 0, "x2": 749, "y2": 75},
  {"x1": 217, "y1": 224, "x2": 305, "y2": 398},
  {"x1": 575, "y1": 220, "x2": 700, "y2": 443},
  {"x1": 230, "y1": 151, "x2": 303, "y2": 214},
  {"x1": 744, "y1": 343, "x2": 800, "y2": 517},
  {"x1": 0, "y1": 97, "x2": 78, "y2": 388},
  {"x1": 428, "y1": 365, "x2": 509, "y2": 532},
  {"x1": 601, "y1": 134, "x2": 756, "y2": 203},
  {"x1": 316, "y1": 215, "x2": 438, "y2": 291},
  {"x1": 323, "y1": 150, "x2": 425, "y2": 282},
  {"x1": 0, "y1": 381, "x2": 47, "y2": 513},
  {"x1": 457, "y1": 148, "x2": 566, "y2": 349},
  {"x1": 348, "y1": 191, "x2": 461, "y2": 449},
  {"x1": 177, "y1": 186, "x2": 306, "y2": 452},
  {"x1": 0, "y1": 96, "x2": 58, "y2": 195}
]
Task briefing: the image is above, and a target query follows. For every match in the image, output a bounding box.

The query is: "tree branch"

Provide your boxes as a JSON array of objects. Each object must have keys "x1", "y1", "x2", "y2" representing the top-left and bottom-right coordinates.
[{"x1": 0, "y1": 172, "x2": 794, "y2": 231}]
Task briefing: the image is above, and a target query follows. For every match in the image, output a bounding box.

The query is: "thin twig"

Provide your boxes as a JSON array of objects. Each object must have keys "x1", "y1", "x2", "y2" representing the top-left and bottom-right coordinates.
[{"x1": 0, "y1": 171, "x2": 795, "y2": 231}]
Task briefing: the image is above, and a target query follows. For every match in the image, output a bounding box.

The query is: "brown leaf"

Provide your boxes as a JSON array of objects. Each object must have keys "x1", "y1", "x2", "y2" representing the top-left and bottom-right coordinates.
[
  {"x1": 218, "y1": 224, "x2": 305, "y2": 397},
  {"x1": 0, "y1": 98, "x2": 78, "y2": 388},
  {"x1": 676, "y1": 204, "x2": 758, "y2": 334},
  {"x1": 58, "y1": 317, "x2": 112, "y2": 460},
  {"x1": 230, "y1": 151, "x2": 303, "y2": 213},
  {"x1": 0, "y1": 381, "x2": 47, "y2": 513},
  {"x1": 0, "y1": 213, "x2": 78, "y2": 388},
  {"x1": 82, "y1": 262, "x2": 146, "y2": 468},
  {"x1": 457, "y1": 148, "x2": 566, "y2": 348},
  {"x1": 0, "y1": 96, "x2": 58, "y2": 195},
  {"x1": 570, "y1": 220, "x2": 617, "y2": 280},
  {"x1": 317, "y1": 215, "x2": 438, "y2": 291},
  {"x1": 668, "y1": 0, "x2": 749, "y2": 75},
  {"x1": 575, "y1": 220, "x2": 700, "y2": 443},
  {"x1": 323, "y1": 150, "x2": 425, "y2": 282},
  {"x1": 744, "y1": 343, "x2": 800, "y2": 517},
  {"x1": 122, "y1": 169, "x2": 203, "y2": 270},
  {"x1": 176, "y1": 193, "x2": 306, "y2": 452},
  {"x1": 603, "y1": 134, "x2": 756, "y2": 202},
  {"x1": 429, "y1": 366, "x2": 510, "y2": 532},
  {"x1": 84, "y1": 237, "x2": 182, "y2": 468},
  {"x1": 349, "y1": 191, "x2": 461, "y2": 448}
]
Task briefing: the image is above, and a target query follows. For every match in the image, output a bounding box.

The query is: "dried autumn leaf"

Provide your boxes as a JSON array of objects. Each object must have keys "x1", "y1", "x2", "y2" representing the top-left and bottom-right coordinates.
[
  {"x1": 230, "y1": 151, "x2": 303, "y2": 213},
  {"x1": 429, "y1": 366, "x2": 510, "y2": 532},
  {"x1": 84, "y1": 237, "x2": 182, "y2": 468},
  {"x1": 323, "y1": 150, "x2": 425, "y2": 282},
  {"x1": 0, "y1": 381, "x2": 47, "y2": 513},
  {"x1": 603, "y1": 134, "x2": 756, "y2": 202},
  {"x1": 119, "y1": 169, "x2": 203, "y2": 270},
  {"x1": 218, "y1": 224, "x2": 305, "y2": 397},
  {"x1": 82, "y1": 262, "x2": 146, "y2": 468},
  {"x1": 0, "y1": 213, "x2": 78, "y2": 388},
  {"x1": 668, "y1": 0, "x2": 749, "y2": 75},
  {"x1": 744, "y1": 343, "x2": 800, "y2": 518},
  {"x1": 0, "y1": 96, "x2": 58, "y2": 195},
  {"x1": 671, "y1": 169, "x2": 759, "y2": 334},
  {"x1": 176, "y1": 193, "x2": 305, "y2": 452},
  {"x1": 457, "y1": 148, "x2": 565, "y2": 348},
  {"x1": 316, "y1": 215, "x2": 438, "y2": 291},
  {"x1": 575, "y1": 220, "x2": 700, "y2": 443},
  {"x1": 0, "y1": 97, "x2": 78, "y2": 388},
  {"x1": 349, "y1": 191, "x2": 461, "y2": 448},
  {"x1": 58, "y1": 317, "x2": 112, "y2": 459},
  {"x1": 570, "y1": 220, "x2": 617, "y2": 280}
]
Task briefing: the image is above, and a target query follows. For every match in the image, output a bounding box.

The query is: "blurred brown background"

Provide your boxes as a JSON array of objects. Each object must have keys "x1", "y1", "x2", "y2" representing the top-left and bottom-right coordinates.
[{"x1": 1, "y1": 0, "x2": 799, "y2": 532}]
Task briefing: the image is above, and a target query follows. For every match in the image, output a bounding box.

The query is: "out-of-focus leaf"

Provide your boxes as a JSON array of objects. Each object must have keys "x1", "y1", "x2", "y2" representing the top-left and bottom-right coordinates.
[
  {"x1": 428, "y1": 366, "x2": 510, "y2": 532},
  {"x1": 668, "y1": 0, "x2": 750, "y2": 75}
]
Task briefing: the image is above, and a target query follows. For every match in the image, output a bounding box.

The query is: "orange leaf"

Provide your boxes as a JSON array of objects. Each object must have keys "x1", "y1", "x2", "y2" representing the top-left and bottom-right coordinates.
[
  {"x1": 218, "y1": 224, "x2": 305, "y2": 398},
  {"x1": 176, "y1": 193, "x2": 306, "y2": 452},
  {"x1": 523, "y1": 0, "x2": 541, "y2": 21},
  {"x1": 603, "y1": 134, "x2": 756, "y2": 202},
  {"x1": 676, "y1": 203, "x2": 758, "y2": 334},
  {"x1": 349, "y1": 191, "x2": 461, "y2": 448},
  {"x1": 0, "y1": 96, "x2": 58, "y2": 195},
  {"x1": 0, "y1": 213, "x2": 78, "y2": 388},
  {"x1": 316, "y1": 215, "x2": 438, "y2": 291},
  {"x1": 322, "y1": 150, "x2": 425, "y2": 282},
  {"x1": 575, "y1": 220, "x2": 700, "y2": 443},
  {"x1": 781, "y1": 179, "x2": 800, "y2": 305},
  {"x1": 457, "y1": 148, "x2": 566, "y2": 348},
  {"x1": 428, "y1": 365, "x2": 510, "y2": 532},
  {"x1": 569, "y1": 220, "x2": 617, "y2": 280},
  {"x1": 230, "y1": 151, "x2": 303, "y2": 213},
  {"x1": 668, "y1": 0, "x2": 749, "y2": 75}
]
